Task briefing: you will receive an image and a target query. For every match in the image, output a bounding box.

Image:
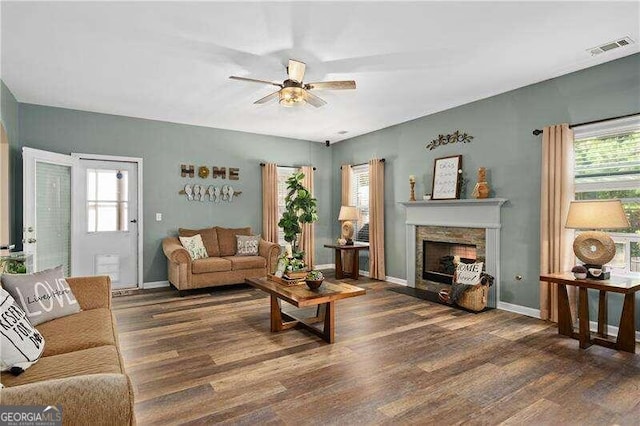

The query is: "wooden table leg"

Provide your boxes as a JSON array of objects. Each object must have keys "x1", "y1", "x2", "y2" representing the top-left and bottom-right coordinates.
[
  {"x1": 578, "y1": 287, "x2": 592, "y2": 349},
  {"x1": 353, "y1": 251, "x2": 360, "y2": 280},
  {"x1": 597, "y1": 290, "x2": 608, "y2": 338},
  {"x1": 616, "y1": 293, "x2": 636, "y2": 353},
  {"x1": 335, "y1": 249, "x2": 343, "y2": 279},
  {"x1": 557, "y1": 284, "x2": 574, "y2": 337},
  {"x1": 270, "y1": 295, "x2": 283, "y2": 332},
  {"x1": 323, "y1": 301, "x2": 335, "y2": 343}
]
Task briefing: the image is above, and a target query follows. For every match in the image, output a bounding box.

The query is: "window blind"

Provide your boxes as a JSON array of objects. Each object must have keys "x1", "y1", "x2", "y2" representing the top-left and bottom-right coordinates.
[
  {"x1": 276, "y1": 167, "x2": 299, "y2": 245},
  {"x1": 351, "y1": 164, "x2": 370, "y2": 242},
  {"x1": 574, "y1": 131, "x2": 640, "y2": 188}
]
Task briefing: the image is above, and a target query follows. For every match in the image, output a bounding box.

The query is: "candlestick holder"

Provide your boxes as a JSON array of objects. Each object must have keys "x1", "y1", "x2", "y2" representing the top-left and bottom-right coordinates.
[{"x1": 409, "y1": 181, "x2": 416, "y2": 201}]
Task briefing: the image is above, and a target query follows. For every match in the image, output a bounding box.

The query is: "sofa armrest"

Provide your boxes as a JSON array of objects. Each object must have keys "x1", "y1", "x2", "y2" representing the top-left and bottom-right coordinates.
[
  {"x1": 259, "y1": 240, "x2": 281, "y2": 274},
  {"x1": 0, "y1": 374, "x2": 134, "y2": 426},
  {"x1": 163, "y1": 237, "x2": 191, "y2": 266},
  {"x1": 66, "y1": 275, "x2": 111, "y2": 310}
]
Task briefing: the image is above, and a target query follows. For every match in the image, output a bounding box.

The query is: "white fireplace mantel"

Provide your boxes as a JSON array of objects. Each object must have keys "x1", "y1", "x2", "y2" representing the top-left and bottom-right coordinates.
[{"x1": 399, "y1": 198, "x2": 508, "y2": 308}]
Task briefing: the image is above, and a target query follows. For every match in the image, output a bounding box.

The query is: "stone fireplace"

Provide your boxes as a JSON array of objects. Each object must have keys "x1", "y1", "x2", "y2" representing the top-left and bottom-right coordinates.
[{"x1": 400, "y1": 199, "x2": 507, "y2": 308}]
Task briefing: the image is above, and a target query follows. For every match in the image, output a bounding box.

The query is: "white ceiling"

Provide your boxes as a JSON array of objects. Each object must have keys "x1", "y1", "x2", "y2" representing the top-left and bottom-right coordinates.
[{"x1": 2, "y1": 1, "x2": 639, "y2": 143}]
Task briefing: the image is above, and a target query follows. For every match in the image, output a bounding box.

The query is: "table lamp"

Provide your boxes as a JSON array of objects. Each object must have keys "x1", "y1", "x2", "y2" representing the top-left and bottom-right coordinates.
[
  {"x1": 565, "y1": 199, "x2": 630, "y2": 280},
  {"x1": 338, "y1": 206, "x2": 360, "y2": 245}
]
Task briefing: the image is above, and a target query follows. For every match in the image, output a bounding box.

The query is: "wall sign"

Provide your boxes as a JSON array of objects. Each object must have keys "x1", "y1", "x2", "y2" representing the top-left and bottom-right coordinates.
[
  {"x1": 431, "y1": 155, "x2": 462, "y2": 200},
  {"x1": 180, "y1": 165, "x2": 240, "y2": 180},
  {"x1": 426, "y1": 130, "x2": 473, "y2": 151}
]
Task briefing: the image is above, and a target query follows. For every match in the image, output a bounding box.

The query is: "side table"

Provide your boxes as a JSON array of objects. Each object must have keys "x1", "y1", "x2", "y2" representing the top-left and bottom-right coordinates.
[
  {"x1": 324, "y1": 243, "x2": 370, "y2": 280},
  {"x1": 540, "y1": 272, "x2": 640, "y2": 353}
]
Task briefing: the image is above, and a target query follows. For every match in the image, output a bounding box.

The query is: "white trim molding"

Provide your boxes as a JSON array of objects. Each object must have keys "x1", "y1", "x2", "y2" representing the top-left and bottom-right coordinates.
[
  {"x1": 315, "y1": 264, "x2": 335, "y2": 270},
  {"x1": 142, "y1": 280, "x2": 170, "y2": 289},
  {"x1": 497, "y1": 301, "x2": 541, "y2": 319}
]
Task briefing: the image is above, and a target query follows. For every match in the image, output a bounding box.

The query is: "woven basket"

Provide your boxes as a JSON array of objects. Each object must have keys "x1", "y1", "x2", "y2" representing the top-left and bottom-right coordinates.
[{"x1": 456, "y1": 284, "x2": 489, "y2": 312}]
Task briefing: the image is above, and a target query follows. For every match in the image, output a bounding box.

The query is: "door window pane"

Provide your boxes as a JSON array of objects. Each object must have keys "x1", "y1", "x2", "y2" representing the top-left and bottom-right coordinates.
[
  {"x1": 87, "y1": 169, "x2": 128, "y2": 232},
  {"x1": 36, "y1": 162, "x2": 71, "y2": 274}
]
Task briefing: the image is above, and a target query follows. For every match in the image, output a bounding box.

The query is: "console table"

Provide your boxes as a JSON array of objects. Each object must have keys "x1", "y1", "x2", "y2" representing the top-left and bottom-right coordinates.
[
  {"x1": 324, "y1": 243, "x2": 369, "y2": 280},
  {"x1": 540, "y1": 272, "x2": 640, "y2": 353}
]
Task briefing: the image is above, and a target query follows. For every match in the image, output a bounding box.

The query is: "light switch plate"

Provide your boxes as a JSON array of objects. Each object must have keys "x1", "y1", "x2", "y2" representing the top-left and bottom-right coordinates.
[{"x1": 156, "y1": 213, "x2": 162, "y2": 221}]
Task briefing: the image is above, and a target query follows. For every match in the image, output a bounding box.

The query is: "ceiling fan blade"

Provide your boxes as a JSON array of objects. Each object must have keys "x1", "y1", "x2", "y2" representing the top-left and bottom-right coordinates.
[
  {"x1": 305, "y1": 81, "x2": 356, "y2": 90},
  {"x1": 287, "y1": 59, "x2": 306, "y2": 83},
  {"x1": 303, "y1": 91, "x2": 327, "y2": 108},
  {"x1": 254, "y1": 91, "x2": 280, "y2": 105},
  {"x1": 229, "y1": 76, "x2": 282, "y2": 87}
]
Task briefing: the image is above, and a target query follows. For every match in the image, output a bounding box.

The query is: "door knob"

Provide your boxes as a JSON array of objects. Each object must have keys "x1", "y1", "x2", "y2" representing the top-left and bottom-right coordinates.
[
  {"x1": 130, "y1": 219, "x2": 137, "y2": 223},
  {"x1": 27, "y1": 238, "x2": 37, "y2": 244}
]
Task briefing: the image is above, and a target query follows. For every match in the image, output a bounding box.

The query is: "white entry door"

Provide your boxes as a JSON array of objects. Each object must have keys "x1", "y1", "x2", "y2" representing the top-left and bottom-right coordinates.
[
  {"x1": 23, "y1": 147, "x2": 75, "y2": 274},
  {"x1": 73, "y1": 159, "x2": 139, "y2": 289}
]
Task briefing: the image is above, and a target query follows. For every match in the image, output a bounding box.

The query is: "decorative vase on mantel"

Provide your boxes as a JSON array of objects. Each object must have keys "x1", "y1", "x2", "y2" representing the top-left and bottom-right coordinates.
[{"x1": 472, "y1": 167, "x2": 490, "y2": 199}]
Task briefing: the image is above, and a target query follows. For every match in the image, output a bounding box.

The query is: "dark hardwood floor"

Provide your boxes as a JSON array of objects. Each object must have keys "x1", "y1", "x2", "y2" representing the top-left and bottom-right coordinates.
[{"x1": 112, "y1": 277, "x2": 640, "y2": 425}]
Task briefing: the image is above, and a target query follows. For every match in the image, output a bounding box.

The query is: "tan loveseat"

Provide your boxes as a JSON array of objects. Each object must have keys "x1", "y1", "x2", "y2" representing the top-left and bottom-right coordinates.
[
  {"x1": 0, "y1": 276, "x2": 134, "y2": 426},
  {"x1": 162, "y1": 226, "x2": 281, "y2": 295}
]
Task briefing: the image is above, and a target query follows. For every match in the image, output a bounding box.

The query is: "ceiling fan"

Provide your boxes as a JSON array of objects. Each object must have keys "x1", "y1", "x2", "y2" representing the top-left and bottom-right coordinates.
[{"x1": 229, "y1": 59, "x2": 356, "y2": 108}]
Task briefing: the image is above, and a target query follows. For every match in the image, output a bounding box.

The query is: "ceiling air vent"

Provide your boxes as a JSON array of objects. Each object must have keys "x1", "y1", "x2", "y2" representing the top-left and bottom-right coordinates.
[{"x1": 588, "y1": 36, "x2": 635, "y2": 56}]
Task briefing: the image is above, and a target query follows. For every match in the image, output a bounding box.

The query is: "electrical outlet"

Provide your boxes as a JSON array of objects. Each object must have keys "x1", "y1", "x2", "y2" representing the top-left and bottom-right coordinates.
[{"x1": 156, "y1": 213, "x2": 162, "y2": 222}]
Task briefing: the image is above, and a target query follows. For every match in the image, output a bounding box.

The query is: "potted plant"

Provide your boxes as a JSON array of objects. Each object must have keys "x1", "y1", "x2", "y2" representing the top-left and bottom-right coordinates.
[
  {"x1": 572, "y1": 265, "x2": 588, "y2": 280},
  {"x1": 278, "y1": 171, "x2": 318, "y2": 272}
]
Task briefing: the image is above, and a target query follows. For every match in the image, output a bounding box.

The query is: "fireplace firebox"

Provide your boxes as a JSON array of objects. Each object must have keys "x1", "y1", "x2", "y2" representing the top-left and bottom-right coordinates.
[{"x1": 422, "y1": 240, "x2": 477, "y2": 284}]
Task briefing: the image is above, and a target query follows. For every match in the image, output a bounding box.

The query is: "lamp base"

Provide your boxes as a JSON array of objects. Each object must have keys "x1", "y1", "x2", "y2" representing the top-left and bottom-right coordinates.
[
  {"x1": 584, "y1": 264, "x2": 610, "y2": 280},
  {"x1": 345, "y1": 239, "x2": 354, "y2": 246}
]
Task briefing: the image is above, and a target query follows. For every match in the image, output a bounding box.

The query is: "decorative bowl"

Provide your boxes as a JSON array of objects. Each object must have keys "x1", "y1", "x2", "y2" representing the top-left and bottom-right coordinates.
[
  {"x1": 573, "y1": 272, "x2": 587, "y2": 280},
  {"x1": 305, "y1": 278, "x2": 324, "y2": 290}
]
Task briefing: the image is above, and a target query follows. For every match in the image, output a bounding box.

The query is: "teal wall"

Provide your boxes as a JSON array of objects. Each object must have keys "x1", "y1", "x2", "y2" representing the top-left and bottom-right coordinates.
[
  {"x1": 17, "y1": 105, "x2": 334, "y2": 283},
  {"x1": 332, "y1": 53, "x2": 640, "y2": 322},
  {"x1": 1, "y1": 81, "x2": 20, "y2": 247}
]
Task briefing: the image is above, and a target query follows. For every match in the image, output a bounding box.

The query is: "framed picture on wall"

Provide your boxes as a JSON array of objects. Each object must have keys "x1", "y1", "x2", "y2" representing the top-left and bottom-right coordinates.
[{"x1": 431, "y1": 155, "x2": 462, "y2": 200}]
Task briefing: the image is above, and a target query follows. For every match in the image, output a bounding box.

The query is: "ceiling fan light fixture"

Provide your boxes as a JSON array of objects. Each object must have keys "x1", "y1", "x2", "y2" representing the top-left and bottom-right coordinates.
[{"x1": 279, "y1": 86, "x2": 305, "y2": 107}]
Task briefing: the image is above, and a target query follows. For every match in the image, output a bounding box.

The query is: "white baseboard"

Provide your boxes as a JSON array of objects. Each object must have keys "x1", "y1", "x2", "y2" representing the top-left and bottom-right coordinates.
[
  {"x1": 497, "y1": 301, "x2": 541, "y2": 319},
  {"x1": 142, "y1": 280, "x2": 170, "y2": 289},
  {"x1": 315, "y1": 264, "x2": 335, "y2": 270},
  {"x1": 588, "y1": 320, "x2": 640, "y2": 341},
  {"x1": 386, "y1": 276, "x2": 408, "y2": 286}
]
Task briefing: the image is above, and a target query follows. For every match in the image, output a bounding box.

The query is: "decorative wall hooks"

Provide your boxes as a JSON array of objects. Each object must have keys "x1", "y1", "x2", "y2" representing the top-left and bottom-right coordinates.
[
  {"x1": 178, "y1": 185, "x2": 242, "y2": 202},
  {"x1": 181, "y1": 164, "x2": 240, "y2": 180},
  {"x1": 426, "y1": 131, "x2": 474, "y2": 151}
]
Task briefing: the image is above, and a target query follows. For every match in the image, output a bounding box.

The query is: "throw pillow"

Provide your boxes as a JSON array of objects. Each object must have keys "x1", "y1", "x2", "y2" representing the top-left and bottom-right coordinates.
[
  {"x1": 178, "y1": 227, "x2": 219, "y2": 257},
  {"x1": 1, "y1": 266, "x2": 81, "y2": 326},
  {"x1": 237, "y1": 235, "x2": 260, "y2": 256},
  {"x1": 0, "y1": 287, "x2": 45, "y2": 375},
  {"x1": 179, "y1": 234, "x2": 209, "y2": 260}
]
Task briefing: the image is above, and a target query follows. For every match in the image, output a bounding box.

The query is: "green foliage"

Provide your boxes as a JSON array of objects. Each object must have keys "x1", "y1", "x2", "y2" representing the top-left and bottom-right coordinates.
[{"x1": 277, "y1": 171, "x2": 318, "y2": 256}]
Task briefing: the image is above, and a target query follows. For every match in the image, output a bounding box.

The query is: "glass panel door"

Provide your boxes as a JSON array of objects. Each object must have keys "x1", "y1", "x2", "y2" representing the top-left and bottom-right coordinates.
[{"x1": 23, "y1": 147, "x2": 75, "y2": 274}]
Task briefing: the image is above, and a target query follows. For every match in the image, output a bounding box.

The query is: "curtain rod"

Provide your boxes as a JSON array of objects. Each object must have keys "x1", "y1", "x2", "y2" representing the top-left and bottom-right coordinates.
[
  {"x1": 260, "y1": 162, "x2": 316, "y2": 171},
  {"x1": 532, "y1": 112, "x2": 640, "y2": 136},
  {"x1": 340, "y1": 159, "x2": 386, "y2": 169}
]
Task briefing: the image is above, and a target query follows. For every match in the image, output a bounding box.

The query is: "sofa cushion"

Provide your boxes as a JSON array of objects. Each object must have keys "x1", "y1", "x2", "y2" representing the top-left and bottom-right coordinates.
[
  {"x1": 216, "y1": 227, "x2": 251, "y2": 256},
  {"x1": 37, "y1": 308, "x2": 116, "y2": 357},
  {"x1": 192, "y1": 257, "x2": 233, "y2": 274},
  {"x1": 179, "y1": 227, "x2": 220, "y2": 257},
  {"x1": 179, "y1": 234, "x2": 208, "y2": 260},
  {"x1": 0, "y1": 345, "x2": 122, "y2": 387},
  {"x1": 224, "y1": 256, "x2": 266, "y2": 271}
]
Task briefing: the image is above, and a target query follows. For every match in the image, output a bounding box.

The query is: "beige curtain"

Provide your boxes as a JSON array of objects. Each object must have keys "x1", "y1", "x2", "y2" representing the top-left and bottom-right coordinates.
[
  {"x1": 369, "y1": 158, "x2": 386, "y2": 280},
  {"x1": 300, "y1": 166, "x2": 315, "y2": 269},
  {"x1": 341, "y1": 165, "x2": 353, "y2": 273},
  {"x1": 261, "y1": 163, "x2": 278, "y2": 243},
  {"x1": 540, "y1": 124, "x2": 576, "y2": 321}
]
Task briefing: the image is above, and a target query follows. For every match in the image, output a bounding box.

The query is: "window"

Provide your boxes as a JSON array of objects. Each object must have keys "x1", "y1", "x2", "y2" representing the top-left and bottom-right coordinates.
[
  {"x1": 87, "y1": 169, "x2": 129, "y2": 232},
  {"x1": 351, "y1": 164, "x2": 370, "y2": 242},
  {"x1": 573, "y1": 117, "x2": 640, "y2": 277},
  {"x1": 277, "y1": 166, "x2": 299, "y2": 245}
]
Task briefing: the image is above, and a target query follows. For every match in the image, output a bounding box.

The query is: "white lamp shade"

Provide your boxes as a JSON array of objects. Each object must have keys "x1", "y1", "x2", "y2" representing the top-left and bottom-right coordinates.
[
  {"x1": 338, "y1": 205, "x2": 360, "y2": 222},
  {"x1": 565, "y1": 200, "x2": 630, "y2": 229}
]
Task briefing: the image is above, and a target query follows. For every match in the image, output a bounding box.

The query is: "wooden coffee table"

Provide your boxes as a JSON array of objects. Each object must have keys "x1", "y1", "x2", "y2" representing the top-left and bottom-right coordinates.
[{"x1": 245, "y1": 277, "x2": 365, "y2": 343}]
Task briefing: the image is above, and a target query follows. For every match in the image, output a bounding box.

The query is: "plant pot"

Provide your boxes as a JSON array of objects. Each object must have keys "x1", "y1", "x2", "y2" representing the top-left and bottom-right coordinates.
[
  {"x1": 285, "y1": 270, "x2": 308, "y2": 280},
  {"x1": 305, "y1": 279, "x2": 324, "y2": 290},
  {"x1": 573, "y1": 272, "x2": 587, "y2": 280}
]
